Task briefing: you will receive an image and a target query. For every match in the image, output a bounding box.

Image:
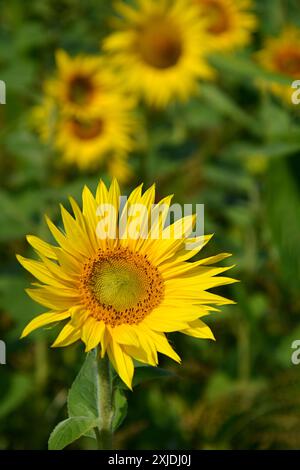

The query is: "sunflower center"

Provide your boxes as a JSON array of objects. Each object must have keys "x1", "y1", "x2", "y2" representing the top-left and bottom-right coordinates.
[
  {"x1": 68, "y1": 75, "x2": 94, "y2": 105},
  {"x1": 79, "y1": 247, "x2": 164, "y2": 327},
  {"x1": 275, "y1": 48, "x2": 300, "y2": 77},
  {"x1": 137, "y1": 18, "x2": 182, "y2": 69},
  {"x1": 71, "y1": 117, "x2": 103, "y2": 140},
  {"x1": 199, "y1": 0, "x2": 230, "y2": 35},
  {"x1": 91, "y1": 259, "x2": 147, "y2": 310}
]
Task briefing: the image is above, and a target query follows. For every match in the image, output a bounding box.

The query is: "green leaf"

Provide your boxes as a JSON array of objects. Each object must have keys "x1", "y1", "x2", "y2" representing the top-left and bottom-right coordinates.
[
  {"x1": 178, "y1": 99, "x2": 222, "y2": 131},
  {"x1": 112, "y1": 388, "x2": 128, "y2": 431},
  {"x1": 210, "y1": 53, "x2": 292, "y2": 86},
  {"x1": 67, "y1": 350, "x2": 100, "y2": 419},
  {"x1": 200, "y1": 84, "x2": 259, "y2": 133},
  {"x1": 48, "y1": 416, "x2": 98, "y2": 450},
  {"x1": 258, "y1": 98, "x2": 292, "y2": 139},
  {"x1": 229, "y1": 142, "x2": 300, "y2": 160}
]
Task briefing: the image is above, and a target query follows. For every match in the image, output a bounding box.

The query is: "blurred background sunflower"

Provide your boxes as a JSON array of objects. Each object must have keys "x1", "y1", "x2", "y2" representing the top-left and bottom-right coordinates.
[
  {"x1": 45, "y1": 51, "x2": 111, "y2": 117},
  {"x1": 104, "y1": 0, "x2": 215, "y2": 107},
  {"x1": 31, "y1": 50, "x2": 137, "y2": 181},
  {"x1": 192, "y1": 0, "x2": 257, "y2": 51},
  {"x1": 256, "y1": 26, "x2": 300, "y2": 103},
  {"x1": 1, "y1": 0, "x2": 300, "y2": 451},
  {"x1": 55, "y1": 105, "x2": 136, "y2": 171}
]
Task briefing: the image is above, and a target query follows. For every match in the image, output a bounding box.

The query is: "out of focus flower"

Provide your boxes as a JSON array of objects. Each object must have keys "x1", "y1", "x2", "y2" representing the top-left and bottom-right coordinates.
[
  {"x1": 55, "y1": 104, "x2": 136, "y2": 173},
  {"x1": 256, "y1": 27, "x2": 300, "y2": 104},
  {"x1": 33, "y1": 50, "x2": 137, "y2": 180},
  {"x1": 192, "y1": 0, "x2": 257, "y2": 51},
  {"x1": 45, "y1": 50, "x2": 119, "y2": 117},
  {"x1": 103, "y1": 0, "x2": 215, "y2": 108}
]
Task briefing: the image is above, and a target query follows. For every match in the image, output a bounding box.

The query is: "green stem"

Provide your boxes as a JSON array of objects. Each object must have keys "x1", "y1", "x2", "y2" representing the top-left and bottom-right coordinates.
[{"x1": 95, "y1": 353, "x2": 113, "y2": 450}]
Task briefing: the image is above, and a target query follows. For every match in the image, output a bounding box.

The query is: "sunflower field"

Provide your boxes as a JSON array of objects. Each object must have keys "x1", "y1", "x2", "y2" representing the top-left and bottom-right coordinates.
[{"x1": 1, "y1": 0, "x2": 300, "y2": 451}]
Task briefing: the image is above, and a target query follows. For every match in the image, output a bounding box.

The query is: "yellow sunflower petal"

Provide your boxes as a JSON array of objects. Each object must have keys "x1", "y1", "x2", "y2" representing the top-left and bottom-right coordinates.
[
  {"x1": 45, "y1": 216, "x2": 86, "y2": 259},
  {"x1": 139, "y1": 325, "x2": 181, "y2": 363},
  {"x1": 26, "y1": 235, "x2": 57, "y2": 260},
  {"x1": 51, "y1": 323, "x2": 81, "y2": 347},
  {"x1": 107, "y1": 339, "x2": 134, "y2": 389},
  {"x1": 69, "y1": 196, "x2": 86, "y2": 230},
  {"x1": 54, "y1": 247, "x2": 81, "y2": 277},
  {"x1": 82, "y1": 317, "x2": 106, "y2": 352},
  {"x1": 132, "y1": 327, "x2": 158, "y2": 365},
  {"x1": 161, "y1": 259, "x2": 233, "y2": 280},
  {"x1": 16, "y1": 255, "x2": 63, "y2": 288},
  {"x1": 82, "y1": 185, "x2": 101, "y2": 250},
  {"x1": 69, "y1": 306, "x2": 89, "y2": 328},
  {"x1": 174, "y1": 234, "x2": 214, "y2": 262},
  {"x1": 21, "y1": 311, "x2": 70, "y2": 338},
  {"x1": 26, "y1": 286, "x2": 79, "y2": 311},
  {"x1": 100, "y1": 328, "x2": 110, "y2": 358},
  {"x1": 181, "y1": 319, "x2": 215, "y2": 340},
  {"x1": 60, "y1": 204, "x2": 94, "y2": 257},
  {"x1": 123, "y1": 344, "x2": 156, "y2": 366},
  {"x1": 143, "y1": 315, "x2": 189, "y2": 332},
  {"x1": 96, "y1": 179, "x2": 109, "y2": 205},
  {"x1": 107, "y1": 179, "x2": 121, "y2": 246},
  {"x1": 38, "y1": 254, "x2": 75, "y2": 286},
  {"x1": 112, "y1": 325, "x2": 139, "y2": 347}
]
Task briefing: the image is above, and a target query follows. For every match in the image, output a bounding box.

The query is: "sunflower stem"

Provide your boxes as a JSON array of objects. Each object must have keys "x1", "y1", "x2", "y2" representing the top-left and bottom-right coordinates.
[{"x1": 96, "y1": 352, "x2": 114, "y2": 450}]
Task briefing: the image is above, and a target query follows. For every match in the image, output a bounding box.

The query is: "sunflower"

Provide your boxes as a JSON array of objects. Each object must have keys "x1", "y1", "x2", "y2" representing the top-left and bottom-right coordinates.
[
  {"x1": 256, "y1": 27, "x2": 300, "y2": 103},
  {"x1": 55, "y1": 101, "x2": 136, "y2": 172},
  {"x1": 192, "y1": 0, "x2": 257, "y2": 51},
  {"x1": 103, "y1": 0, "x2": 215, "y2": 107},
  {"x1": 45, "y1": 50, "x2": 120, "y2": 117},
  {"x1": 17, "y1": 180, "x2": 236, "y2": 389}
]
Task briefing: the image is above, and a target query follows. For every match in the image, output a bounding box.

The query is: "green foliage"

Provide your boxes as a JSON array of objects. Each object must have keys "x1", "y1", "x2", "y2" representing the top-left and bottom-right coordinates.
[
  {"x1": 210, "y1": 53, "x2": 292, "y2": 86},
  {"x1": 112, "y1": 388, "x2": 128, "y2": 432},
  {"x1": 67, "y1": 351, "x2": 101, "y2": 419},
  {"x1": 265, "y1": 158, "x2": 300, "y2": 292},
  {"x1": 1, "y1": 0, "x2": 300, "y2": 451},
  {"x1": 49, "y1": 350, "x2": 131, "y2": 449},
  {"x1": 49, "y1": 351, "x2": 102, "y2": 448},
  {"x1": 49, "y1": 353, "x2": 175, "y2": 448},
  {"x1": 48, "y1": 417, "x2": 99, "y2": 451}
]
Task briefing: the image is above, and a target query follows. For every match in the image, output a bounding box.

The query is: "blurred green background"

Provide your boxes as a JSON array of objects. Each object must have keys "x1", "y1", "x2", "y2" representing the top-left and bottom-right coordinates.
[{"x1": 1, "y1": 0, "x2": 300, "y2": 450}]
